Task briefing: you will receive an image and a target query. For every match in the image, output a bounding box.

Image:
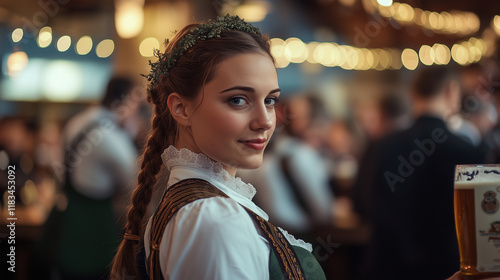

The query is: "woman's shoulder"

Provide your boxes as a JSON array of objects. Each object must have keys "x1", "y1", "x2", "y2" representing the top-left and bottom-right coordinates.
[{"x1": 172, "y1": 196, "x2": 258, "y2": 234}]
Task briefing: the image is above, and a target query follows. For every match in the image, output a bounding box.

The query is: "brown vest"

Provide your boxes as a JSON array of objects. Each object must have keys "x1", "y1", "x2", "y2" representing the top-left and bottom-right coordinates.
[{"x1": 148, "y1": 178, "x2": 307, "y2": 280}]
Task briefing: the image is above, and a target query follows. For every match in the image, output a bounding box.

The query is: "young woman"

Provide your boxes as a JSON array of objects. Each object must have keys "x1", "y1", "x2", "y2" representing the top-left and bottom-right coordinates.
[{"x1": 111, "y1": 15, "x2": 326, "y2": 280}]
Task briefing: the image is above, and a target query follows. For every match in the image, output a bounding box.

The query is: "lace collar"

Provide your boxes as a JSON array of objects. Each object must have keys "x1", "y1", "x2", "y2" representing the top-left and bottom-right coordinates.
[{"x1": 161, "y1": 146, "x2": 257, "y2": 200}]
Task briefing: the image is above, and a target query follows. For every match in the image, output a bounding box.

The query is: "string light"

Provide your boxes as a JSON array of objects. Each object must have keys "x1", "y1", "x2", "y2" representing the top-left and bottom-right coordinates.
[
  {"x1": 6, "y1": 51, "x2": 29, "y2": 78},
  {"x1": 8, "y1": 14, "x2": 493, "y2": 72},
  {"x1": 419, "y1": 45, "x2": 434, "y2": 66},
  {"x1": 306, "y1": 42, "x2": 320, "y2": 64},
  {"x1": 401, "y1": 48, "x2": 419, "y2": 70},
  {"x1": 96, "y1": 39, "x2": 115, "y2": 58},
  {"x1": 11, "y1": 28, "x2": 23, "y2": 43},
  {"x1": 269, "y1": 35, "x2": 487, "y2": 71},
  {"x1": 389, "y1": 48, "x2": 403, "y2": 69},
  {"x1": 493, "y1": 15, "x2": 500, "y2": 36},
  {"x1": 270, "y1": 38, "x2": 290, "y2": 68},
  {"x1": 37, "y1": 26, "x2": 52, "y2": 48},
  {"x1": 57, "y1": 35, "x2": 71, "y2": 52},
  {"x1": 432, "y1": 43, "x2": 451, "y2": 65},
  {"x1": 8, "y1": 25, "x2": 115, "y2": 59},
  {"x1": 76, "y1": 36, "x2": 93, "y2": 55},
  {"x1": 115, "y1": 0, "x2": 144, "y2": 38},
  {"x1": 139, "y1": 37, "x2": 160, "y2": 57},
  {"x1": 377, "y1": 0, "x2": 392, "y2": 7},
  {"x1": 231, "y1": 1, "x2": 270, "y2": 22},
  {"x1": 284, "y1": 37, "x2": 308, "y2": 64},
  {"x1": 363, "y1": 0, "x2": 480, "y2": 36}
]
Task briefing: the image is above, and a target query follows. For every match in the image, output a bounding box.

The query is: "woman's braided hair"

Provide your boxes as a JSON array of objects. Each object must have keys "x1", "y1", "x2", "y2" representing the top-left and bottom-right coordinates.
[{"x1": 111, "y1": 15, "x2": 274, "y2": 279}]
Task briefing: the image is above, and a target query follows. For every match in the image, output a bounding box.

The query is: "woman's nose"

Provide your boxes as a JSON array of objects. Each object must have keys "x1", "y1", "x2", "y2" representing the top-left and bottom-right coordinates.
[{"x1": 250, "y1": 105, "x2": 273, "y2": 131}]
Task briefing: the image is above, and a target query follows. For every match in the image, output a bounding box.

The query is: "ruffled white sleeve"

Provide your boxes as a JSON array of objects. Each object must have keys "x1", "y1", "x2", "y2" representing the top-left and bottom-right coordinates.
[{"x1": 144, "y1": 196, "x2": 270, "y2": 280}]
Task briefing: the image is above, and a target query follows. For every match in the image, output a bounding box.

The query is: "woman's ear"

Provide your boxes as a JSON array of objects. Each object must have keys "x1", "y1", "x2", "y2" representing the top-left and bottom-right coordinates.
[{"x1": 167, "y1": 93, "x2": 191, "y2": 127}]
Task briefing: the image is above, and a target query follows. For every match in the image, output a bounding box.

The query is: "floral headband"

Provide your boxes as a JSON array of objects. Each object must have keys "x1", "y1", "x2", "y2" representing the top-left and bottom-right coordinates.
[{"x1": 143, "y1": 14, "x2": 261, "y2": 91}]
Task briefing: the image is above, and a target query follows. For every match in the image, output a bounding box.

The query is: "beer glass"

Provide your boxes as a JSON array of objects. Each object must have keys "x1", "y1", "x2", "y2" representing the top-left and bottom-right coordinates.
[{"x1": 454, "y1": 165, "x2": 500, "y2": 279}]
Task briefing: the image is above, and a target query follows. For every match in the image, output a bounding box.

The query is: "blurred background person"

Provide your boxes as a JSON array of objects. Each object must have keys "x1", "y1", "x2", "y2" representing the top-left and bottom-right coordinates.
[
  {"x1": 452, "y1": 94, "x2": 497, "y2": 147},
  {"x1": 34, "y1": 77, "x2": 139, "y2": 280},
  {"x1": 450, "y1": 64, "x2": 498, "y2": 150},
  {"x1": 350, "y1": 90, "x2": 411, "y2": 225},
  {"x1": 484, "y1": 73, "x2": 500, "y2": 163},
  {"x1": 0, "y1": 118, "x2": 37, "y2": 208},
  {"x1": 353, "y1": 65, "x2": 489, "y2": 280},
  {"x1": 376, "y1": 91, "x2": 412, "y2": 137}
]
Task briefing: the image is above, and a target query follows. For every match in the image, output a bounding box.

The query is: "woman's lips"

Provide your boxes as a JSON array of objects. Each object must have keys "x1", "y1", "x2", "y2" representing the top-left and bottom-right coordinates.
[{"x1": 239, "y1": 139, "x2": 266, "y2": 150}]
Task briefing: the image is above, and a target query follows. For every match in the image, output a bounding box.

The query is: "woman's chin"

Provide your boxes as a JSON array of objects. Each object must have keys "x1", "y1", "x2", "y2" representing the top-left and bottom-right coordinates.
[
  {"x1": 239, "y1": 160, "x2": 263, "y2": 170},
  {"x1": 227, "y1": 159, "x2": 263, "y2": 171}
]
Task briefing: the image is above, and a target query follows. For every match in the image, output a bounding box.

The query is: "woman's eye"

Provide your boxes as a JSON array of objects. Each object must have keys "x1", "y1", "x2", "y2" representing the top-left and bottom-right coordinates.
[
  {"x1": 265, "y1": 97, "x2": 279, "y2": 106},
  {"x1": 228, "y1": 97, "x2": 246, "y2": 106}
]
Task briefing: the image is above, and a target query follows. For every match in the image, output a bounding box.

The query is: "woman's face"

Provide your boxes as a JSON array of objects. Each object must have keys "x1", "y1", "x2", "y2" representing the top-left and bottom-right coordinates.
[{"x1": 187, "y1": 52, "x2": 280, "y2": 175}]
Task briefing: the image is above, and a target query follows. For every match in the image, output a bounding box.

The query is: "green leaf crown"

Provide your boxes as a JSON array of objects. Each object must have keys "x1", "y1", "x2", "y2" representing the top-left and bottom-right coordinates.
[{"x1": 143, "y1": 14, "x2": 261, "y2": 91}]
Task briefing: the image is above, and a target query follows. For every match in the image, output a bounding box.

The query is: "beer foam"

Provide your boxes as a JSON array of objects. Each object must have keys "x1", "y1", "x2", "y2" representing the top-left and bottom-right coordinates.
[
  {"x1": 455, "y1": 166, "x2": 500, "y2": 189},
  {"x1": 454, "y1": 180, "x2": 500, "y2": 189}
]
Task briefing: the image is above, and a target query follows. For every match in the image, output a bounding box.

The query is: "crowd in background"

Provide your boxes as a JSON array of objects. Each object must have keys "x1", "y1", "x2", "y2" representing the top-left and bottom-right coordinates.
[{"x1": 1, "y1": 60, "x2": 500, "y2": 279}]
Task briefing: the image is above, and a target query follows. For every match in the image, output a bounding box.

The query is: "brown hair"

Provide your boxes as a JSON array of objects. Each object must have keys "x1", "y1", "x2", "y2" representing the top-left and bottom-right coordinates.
[{"x1": 111, "y1": 21, "x2": 273, "y2": 279}]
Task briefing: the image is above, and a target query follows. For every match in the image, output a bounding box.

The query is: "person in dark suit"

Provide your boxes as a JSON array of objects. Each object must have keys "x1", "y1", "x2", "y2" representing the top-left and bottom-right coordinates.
[{"x1": 353, "y1": 65, "x2": 489, "y2": 280}]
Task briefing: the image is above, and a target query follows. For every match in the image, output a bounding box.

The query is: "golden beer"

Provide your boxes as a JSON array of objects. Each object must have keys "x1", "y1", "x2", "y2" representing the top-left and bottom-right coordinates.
[{"x1": 454, "y1": 165, "x2": 500, "y2": 279}]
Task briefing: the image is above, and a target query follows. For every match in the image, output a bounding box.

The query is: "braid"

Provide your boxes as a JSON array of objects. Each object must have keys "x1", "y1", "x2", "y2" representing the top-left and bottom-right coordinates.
[
  {"x1": 111, "y1": 15, "x2": 272, "y2": 279},
  {"x1": 111, "y1": 102, "x2": 171, "y2": 279}
]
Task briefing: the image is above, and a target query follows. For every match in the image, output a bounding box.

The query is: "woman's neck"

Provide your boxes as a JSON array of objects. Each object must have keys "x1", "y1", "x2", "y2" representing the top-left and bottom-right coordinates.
[{"x1": 174, "y1": 141, "x2": 238, "y2": 177}]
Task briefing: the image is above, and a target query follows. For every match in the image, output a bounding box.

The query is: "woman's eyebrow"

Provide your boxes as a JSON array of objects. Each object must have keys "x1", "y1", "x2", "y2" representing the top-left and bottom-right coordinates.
[
  {"x1": 220, "y1": 86, "x2": 255, "y2": 93},
  {"x1": 220, "y1": 86, "x2": 281, "y2": 94}
]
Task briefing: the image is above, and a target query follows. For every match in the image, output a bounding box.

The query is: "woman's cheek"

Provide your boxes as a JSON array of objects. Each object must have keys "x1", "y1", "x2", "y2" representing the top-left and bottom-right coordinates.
[{"x1": 215, "y1": 113, "x2": 245, "y2": 132}]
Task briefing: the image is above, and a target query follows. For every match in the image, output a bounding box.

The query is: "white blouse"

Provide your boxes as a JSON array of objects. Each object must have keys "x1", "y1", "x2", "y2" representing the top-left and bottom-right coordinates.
[{"x1": 144, "y1": 146, "x2": 311, "y2": 280}]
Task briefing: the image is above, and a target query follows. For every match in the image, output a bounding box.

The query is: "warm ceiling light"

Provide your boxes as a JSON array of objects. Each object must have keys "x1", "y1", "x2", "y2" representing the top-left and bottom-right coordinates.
[
  {"x1": 432, "y1": 44, "x2": 450, "y2": 65},
  {"x1": 306, "y1": 42, "x2": 319, "y2": 64},
  {"x1": 139, "y1": 37, "x2": 160, "y2": 57},
  {"x1": 419, "y1": 45, "x2": 434, "y2": 66},
  {"x1": 37, "y1": 26, "x2": 52, "y2": 48},
  {"x1": 12, "y1": 28, "x2": 23, "y2": 43},
  {"x1": 389, "y1": 49, "x2": 402, "y2": 70},
  {"x1": 494, "y1": 15, "x2": 500, "y2": 36},
  {"x1": 363, "y1": 49, "x2": 375, "y2": 70},
  {"x1": 464, "y1": 13, "x2": 480, "y2": 34},
  {"x1": 339, "y1": 46, "x2": 357, "y2": 70},
  {"x1": 115, "y1": 0, "x2": 144, "y2": 38},
  {"x1": 394, "y1": 3, "x2": 414, "y2": 22},
  {"x1": 314, "y1": 43, "x2": 334, "y2": 67},
  {"x1": 441, "y1": 12, "x2": 455, "y2": 33},
  {"x1": 284, "y1": 38, "x2": 308, "y2": 64},
  {"x1": 270, "y1": 38, "x2": 290, "y2": 68},
  {"x1": 469, "y1": 37, "x2": 487, "y2": 55},
  {"x1": 6, "y1": 51, "x2": 29, "y2": 78},
  {"x1": 96, "y1": 39, "x2": 115, "y2": 58},
  {"x1": 232, "y1": 1, "x2": 270, "y2": 22},
  {"x1": 353, "y1": 48, "x2": 364, "y2": 70},
  {"x1": 401, "y1": 48, "x2": 419, "y2": 70},
  {"x1": 377, "y1": 49, "x2": 391, "y2": 70},
  {"x1": 468, "y1": 44, "x2": 481, "y2": 63},
  {"x1": 76, "y1": 36, "x2": 93, "y2": 55},
  {"x1": 377, "y1": 0, "x2": 393, "y2": 7},
  {"x1": 454, "y1": 14, "x2": 465, "y2": 33},
  {"x1": 451, "y1": 44, "x2": 468, "y2": 65},
  {"x1": 57, "y1": 35, "x2": 71, "y2": 52},
  {"x1": 428, "y1": 12, "x2": 439, "y2": 30},
  {"x1": 336, "y1": 45, "x2": 348, "y2": 68}
]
